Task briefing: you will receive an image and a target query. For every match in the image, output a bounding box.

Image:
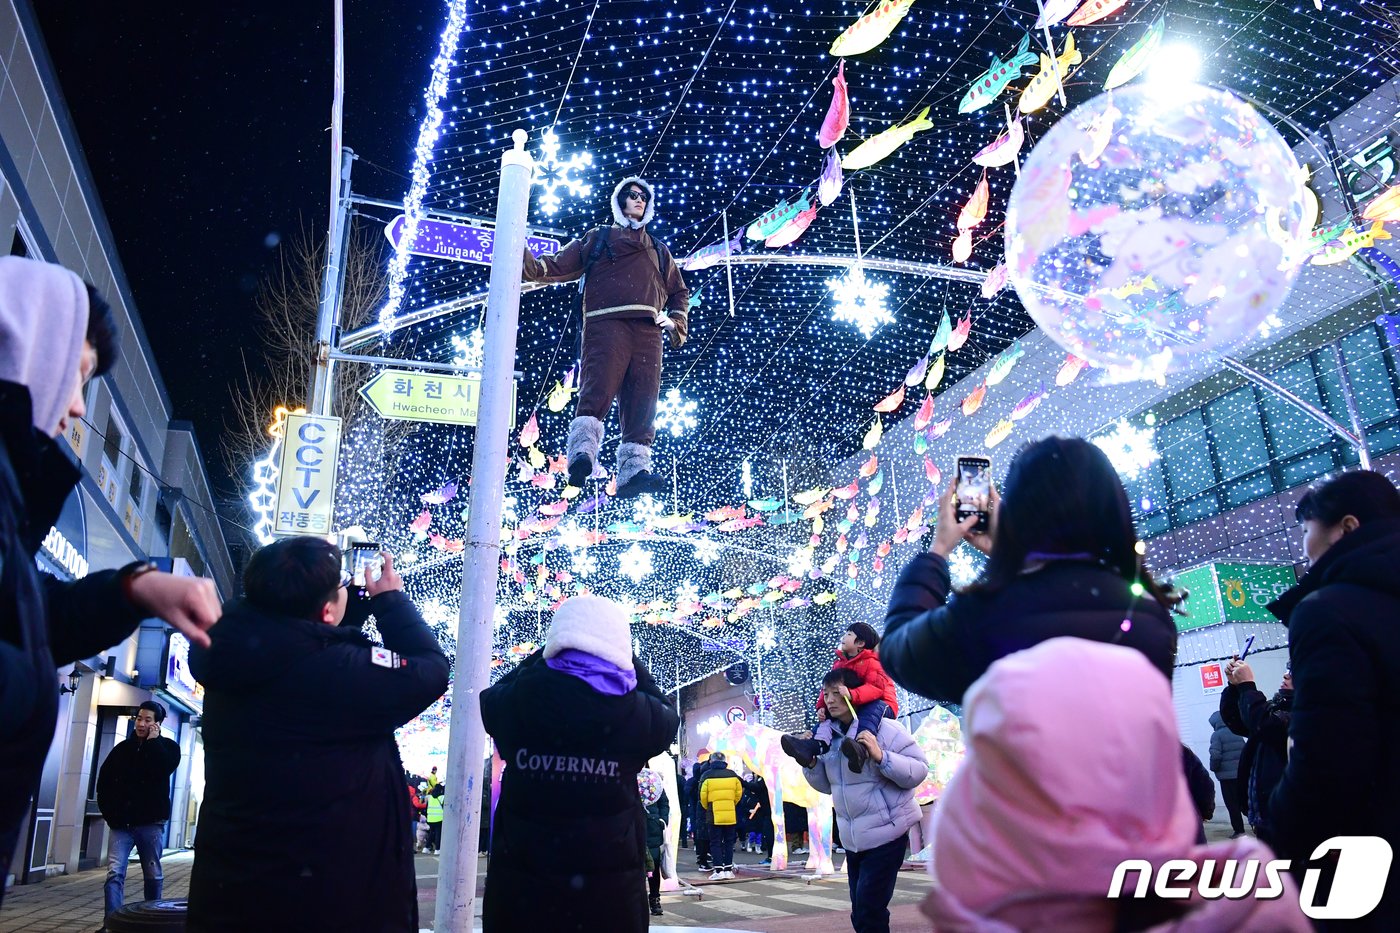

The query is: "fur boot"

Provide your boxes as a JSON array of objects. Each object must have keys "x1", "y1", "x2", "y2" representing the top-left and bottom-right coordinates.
[
  {"x1": 614, "y1": 441, "x2": 663, "y2": 499},
  {"x1": 566, "y1": 416, "x2": 603, "y2": 487}
]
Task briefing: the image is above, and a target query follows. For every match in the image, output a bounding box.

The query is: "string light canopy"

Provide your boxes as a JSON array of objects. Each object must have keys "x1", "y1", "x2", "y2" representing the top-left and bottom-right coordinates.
[{"x1": 322, "y1": 0, "x2": 1393, "y2": 701}]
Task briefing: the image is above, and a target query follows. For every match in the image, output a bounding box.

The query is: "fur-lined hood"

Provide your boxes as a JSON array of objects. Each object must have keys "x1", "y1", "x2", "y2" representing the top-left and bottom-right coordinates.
[{"x1": 610, "y1": 176, "x2": 655, "y2": 229}]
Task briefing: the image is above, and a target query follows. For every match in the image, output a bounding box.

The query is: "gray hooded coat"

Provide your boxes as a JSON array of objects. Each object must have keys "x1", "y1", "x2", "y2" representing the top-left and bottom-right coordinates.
[
  {"x1": 1209, "y1": 710, "x2": 1244, "y2": 779},
  {"x1": 801, "y1": 716, "x2": 928, "y2": 853}
]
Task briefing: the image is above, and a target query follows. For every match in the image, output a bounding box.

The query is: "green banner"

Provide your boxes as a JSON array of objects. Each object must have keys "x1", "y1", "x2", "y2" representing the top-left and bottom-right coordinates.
[{"x1": 1171, "y1": 562, "x2": 1297, "y2": 632}]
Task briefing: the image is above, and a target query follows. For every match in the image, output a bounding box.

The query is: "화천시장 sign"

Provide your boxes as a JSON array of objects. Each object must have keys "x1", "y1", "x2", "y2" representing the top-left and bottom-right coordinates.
[
  {"x1": 272, "y1": 412, "x2": 342, "y2": 536},
  {"x1": 360, "y1": 369, "x2": 516, "y2": 427}
]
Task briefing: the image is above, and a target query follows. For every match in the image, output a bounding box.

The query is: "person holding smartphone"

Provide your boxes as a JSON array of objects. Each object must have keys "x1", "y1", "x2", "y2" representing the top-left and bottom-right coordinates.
[{"x1": 880, "y1": 436, "x2": 1180, "y2": 706}]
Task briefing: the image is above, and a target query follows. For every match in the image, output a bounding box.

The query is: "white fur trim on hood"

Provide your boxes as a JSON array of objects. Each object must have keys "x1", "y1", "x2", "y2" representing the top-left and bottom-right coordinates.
[
  {"x1": 0, "y1": 256, "x2": 89, "y2": 434},
  {"x1": 611, "y1": 176, "x2": 655, "y2": 229},
  {"x1": 544, "y1": 593, "x2": 634, "y2": 669}
]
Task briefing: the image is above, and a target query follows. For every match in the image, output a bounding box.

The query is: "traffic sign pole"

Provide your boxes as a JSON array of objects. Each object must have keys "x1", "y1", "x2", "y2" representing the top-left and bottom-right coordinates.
[{"x1": 434, "y1": 129, "x2": 534, "y2": 932}]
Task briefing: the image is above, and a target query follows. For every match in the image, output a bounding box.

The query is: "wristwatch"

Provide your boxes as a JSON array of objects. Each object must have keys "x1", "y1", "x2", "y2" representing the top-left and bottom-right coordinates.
[{"x1": 119, "y1": 561, "x2": 159, "y2": 605}]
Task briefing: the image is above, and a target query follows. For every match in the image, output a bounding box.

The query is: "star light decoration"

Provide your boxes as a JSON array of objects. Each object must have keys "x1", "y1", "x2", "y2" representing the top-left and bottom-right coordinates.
[
  {"x1": 451, "y1": 328, "x2": 485, "y2": 370},
  {"x1": 655, "y1": 387, "x2": 698, "y2": 437},
  {"x1": 828, "y1": 266, "x2": 893, "y2": 338},
  {"x1": 532, "y1": 128, "x2": 593, "y2": 216},
  {"x1": 1093, "y1": 420, "x2": 1160, "y2": 481},
  {"x1": 619, "y1": 542, "x2": 655, "y2": 583}
]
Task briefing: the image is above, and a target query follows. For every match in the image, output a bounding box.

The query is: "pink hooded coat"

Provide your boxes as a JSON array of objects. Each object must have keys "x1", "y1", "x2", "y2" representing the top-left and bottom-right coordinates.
[{"x1": 924, "y1": 637, "x2": 1310, "y2": 932}]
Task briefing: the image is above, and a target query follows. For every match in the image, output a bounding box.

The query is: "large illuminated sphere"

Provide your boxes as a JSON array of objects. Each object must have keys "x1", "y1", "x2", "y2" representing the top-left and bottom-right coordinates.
[{"x1": 1005, "y1": 84, "x2": 1307, "y2": 377}]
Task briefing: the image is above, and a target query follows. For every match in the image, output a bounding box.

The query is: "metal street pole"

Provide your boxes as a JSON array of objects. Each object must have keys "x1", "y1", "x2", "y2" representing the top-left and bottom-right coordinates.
[
  {"x1": 435, "y1": 129, "x2": 534, "y2": 931},
  {"x1": 310, "y1": 147, "x2": 355, "y2": 414}
]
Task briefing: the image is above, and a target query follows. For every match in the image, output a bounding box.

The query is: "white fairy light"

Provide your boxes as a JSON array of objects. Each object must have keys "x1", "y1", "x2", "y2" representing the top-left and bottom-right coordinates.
[
  {"x1": 741, "y1": 459, "x2": 754, "y2": 499},
  {"x1": 677, "y1": 581, "x2": 700, "y2": 605},
  {"x1": 694, "y1": 537, "x2": 722, "y2": 566},
  {"x1": 619, "y1": 543, "x2": 654, "y2": 583},
  {"x1": 633, "y1": 494, "x2": 665, "y2": 525},
  {"x1": 557, "y1": 519, "x2": 588, "y2": 552},
  {"x1": 533, "y1": 128, "x2": 594, "y2": 216},
  {"x1": 248, "y1": 442, "x2": 281, "y2": 546},
  {"x1": 1093, "y1": 420, "x2": 1160, "y2": 480},
  {"x1": 655, "y1": 387, "x2": 698, "y2": 437},
  {"x1": 451, "y1": 328, "x2": 485, "y2": 370},
  {"x1": 828, "y1": 266, "x2": 893, "y2": 337},
  {"x1": 379, "y1": 0, "x2": 470, "y2": 332},
  {"x1": 493, "y1": 604, "x2": 510, "y2": 630}
]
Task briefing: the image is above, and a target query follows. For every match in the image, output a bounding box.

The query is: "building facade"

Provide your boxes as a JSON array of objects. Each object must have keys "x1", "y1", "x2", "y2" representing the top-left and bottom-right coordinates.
[{"x1": 1, "y1": 0, "x2": 237, "y2": 888}]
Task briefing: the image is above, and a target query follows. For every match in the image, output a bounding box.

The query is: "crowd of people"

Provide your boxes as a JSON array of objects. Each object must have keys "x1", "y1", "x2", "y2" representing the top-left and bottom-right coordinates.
[{"x1": 2, "y1": 251, "x2": 1398, "y2": 932}]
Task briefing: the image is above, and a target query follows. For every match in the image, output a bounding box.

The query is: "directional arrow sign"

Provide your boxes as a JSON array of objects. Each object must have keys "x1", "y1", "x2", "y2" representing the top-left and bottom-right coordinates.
[
  {"x1": 360, "y1": 369, "x2": 517, "y2": 427},
  {"x1": 383, "y1": 214, "x2": 560, "y2": 266}
]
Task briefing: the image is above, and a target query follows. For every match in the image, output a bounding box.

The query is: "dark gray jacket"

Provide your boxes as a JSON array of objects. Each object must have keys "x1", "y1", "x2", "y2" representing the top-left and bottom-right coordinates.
[{"x1": 1208, "y1": 710, "x2": 1244, "y2": 779}]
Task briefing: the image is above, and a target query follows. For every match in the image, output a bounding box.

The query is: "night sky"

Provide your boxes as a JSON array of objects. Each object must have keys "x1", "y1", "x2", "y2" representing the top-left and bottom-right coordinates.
[{"x1": 33, "y1": 3, "x2": 440, "y2": 506}]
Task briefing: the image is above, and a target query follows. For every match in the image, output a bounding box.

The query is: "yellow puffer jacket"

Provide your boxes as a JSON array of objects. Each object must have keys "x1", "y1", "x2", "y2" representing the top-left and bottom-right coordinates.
[{"x1": 699, "y1": 767, "x2": 744, "y2": 826}]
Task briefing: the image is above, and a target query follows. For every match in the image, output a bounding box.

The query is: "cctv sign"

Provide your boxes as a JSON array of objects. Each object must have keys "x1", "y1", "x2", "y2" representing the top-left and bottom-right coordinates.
[{"x1": 272, "y1": 413, "x2": 342, "y2": 536}]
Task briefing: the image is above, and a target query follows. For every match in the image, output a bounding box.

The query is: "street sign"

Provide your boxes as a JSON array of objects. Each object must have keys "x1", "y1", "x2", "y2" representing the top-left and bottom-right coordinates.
[
  {"x1": 383, "y1": 214, "x2": 560, "y2": 266},
  {"x1": 273, "y1": 413, "x2": 341, "y2": 536},
  {"x1": 359, "y1": 369, "x2": 516, "y2": 427}
]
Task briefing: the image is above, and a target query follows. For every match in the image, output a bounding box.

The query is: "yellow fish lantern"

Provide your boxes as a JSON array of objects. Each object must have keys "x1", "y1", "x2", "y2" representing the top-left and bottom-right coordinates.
[
  {"x1": 1018, "y1": 33, "x2": 1080, "y2": 115},
  {"x1": 842, "y1": 107, "x2": 934, "y2": 171},
  {"x1": 830, "y1": 0, "x2": 916, "y2": 57},
  {"x1": 1311, "y1": 221, "x2": 1391, "y2": 266},
  {"x1": 1363, "y1": 183, "x2": 1400, "y2": 223}
]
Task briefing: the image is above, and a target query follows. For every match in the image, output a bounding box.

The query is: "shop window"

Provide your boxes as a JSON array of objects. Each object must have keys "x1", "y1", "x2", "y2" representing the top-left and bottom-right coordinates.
[
  {"x1": 1172, "y1": 490, "x2": 1220, "y2": 527},
  {"x1": 102, "y1": 411, "x2": 124, "y2": 467},
  {"x1": 1317, "y1": 329, "x2": 1400, "y2": 427},
  {"x1": 1261, "y1": 358, "x2": 1331, "y2": 459},
  {"x1": 1224, "y1": 469, "x2": 1275, "y2": 509},
  {"x1": 9, "y1": 228, "x2": 29, "y2": 257},
  {"x1": 1280, "y1": 449, "x2": 1337, "y2": 488},
  {"x1": 128, "y1": 463, "x2": 144, "y2": 508}
]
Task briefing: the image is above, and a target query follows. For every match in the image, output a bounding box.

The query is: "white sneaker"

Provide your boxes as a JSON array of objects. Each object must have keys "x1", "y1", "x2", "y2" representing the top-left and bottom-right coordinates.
[
  {"x1": 727, "y1": 869, "x2": 737, "y2": 879},
  {"x1": 710, "y1": 869, "x2": 726, "y2": 881}
]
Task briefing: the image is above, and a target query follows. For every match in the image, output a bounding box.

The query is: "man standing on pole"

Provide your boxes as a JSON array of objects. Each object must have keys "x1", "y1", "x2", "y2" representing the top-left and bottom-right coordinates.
[{"x1": 521, "y1": 177, "x2": 690, "y2": 498}]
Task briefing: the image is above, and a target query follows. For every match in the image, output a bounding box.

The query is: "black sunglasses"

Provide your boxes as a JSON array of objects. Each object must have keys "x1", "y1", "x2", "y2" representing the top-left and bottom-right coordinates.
[{"x1": 625, "y1": 189, "x2": 649, "y2": 202}]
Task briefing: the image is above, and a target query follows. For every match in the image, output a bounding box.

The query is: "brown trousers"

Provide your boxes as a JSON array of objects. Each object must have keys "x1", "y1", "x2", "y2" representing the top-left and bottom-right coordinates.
[{"x1": 577, "y1": 316, "x2": 662, "y2": 446}]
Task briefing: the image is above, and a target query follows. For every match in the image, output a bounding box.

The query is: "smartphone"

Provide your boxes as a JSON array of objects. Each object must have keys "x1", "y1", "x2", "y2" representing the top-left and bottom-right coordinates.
[
  {"x1": 346, "y1": 542, "x2": 384, "y2": 588},
  {"x1": 1238, "y1": 634, "x2": 1256, "y2": 660},
  {"x1": 955, "y1": 456, "x2": 992, "y2": 533}
]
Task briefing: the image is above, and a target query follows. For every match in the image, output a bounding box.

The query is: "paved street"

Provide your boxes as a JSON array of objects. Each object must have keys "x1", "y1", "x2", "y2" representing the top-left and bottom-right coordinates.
[{"x1": 1, "y1": 821, "x2": 1239, "y2": 931}]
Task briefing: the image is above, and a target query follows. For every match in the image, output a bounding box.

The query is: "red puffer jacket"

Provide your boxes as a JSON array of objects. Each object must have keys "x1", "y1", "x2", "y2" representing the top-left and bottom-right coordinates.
[{"x1": 815, "y1": 649, "x2": 899, "y2": 717}]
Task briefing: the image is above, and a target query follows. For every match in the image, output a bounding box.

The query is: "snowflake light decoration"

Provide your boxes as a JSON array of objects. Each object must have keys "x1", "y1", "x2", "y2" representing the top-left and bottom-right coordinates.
[
  {"x1": 619, "y1": 543, "x2": 654, "y2": 583},
  {"x1": 557, "y1": 519, "x2": 588, "y2": 552},
  {"x1": 694, "y1": 537, "x2": 722, "y2": 566},
  {"x1": 633, "y1": 494, "x2": 666, "y2": 525},
  {"x1": 533, "y1": 128, "x2": 593, "y2": 216},
  {"x1": 655, "y1": 387, "x2": 698, "y2": 437},
  {"x1": 757, "y1": 626, "x2": 777, "y2": 652},
  {"x1": 493, "y1": 604, "x2": 510, "y2": 630},
  {"x1": 1093, "y1": 420, "x2": 1159, "y2": 481},
  {"x1": 949, "y1": 545, "x2": 984, "y2": 588},
  {"x1": 828, "y1": 266, "x2": 892, "y2": 338},
  {"x1": 676, "y1": 581, "x2": 700, "y2": 605},
  {"x1": 787, "y1": 547, "x2": 814, "y2": 578},
  {"x1": 572, "y1": 549, "x2": 598, "y2": 578},
  {"x1": 451, "y1": 328, "x2": 484, "y2": 370}
]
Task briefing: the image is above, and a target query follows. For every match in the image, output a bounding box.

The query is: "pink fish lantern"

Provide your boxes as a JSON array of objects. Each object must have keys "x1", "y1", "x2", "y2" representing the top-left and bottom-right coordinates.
[
  {"x1": 957, "y1": 174, "x2": 990, "y2": 231},
  {"x1": 971, "y1": 118, "x2": 1024, "y2": 168},
  {"x1": 819, "y1": 60, "x2": 850, "y2": 148},
  {"x1": 981, "y1": 262, "x2": 1009, "y2": 299},
  {"x1": 948, "y1": 313, "x2": 973, "y2": 352},
  {"x1": 819, "y1": 149, "x2": 844, "y2": 207},
  {"x1": 928, "y1": 416, "x2": 954, "y2": 440},
  {"x1": 914, "y1": 393, "x2": 935, "y2": 430},
  {"x1": 952, "y1": 228, "x2": 973, "y2": 264},
  {"x1": 1056, "y1": 353, "x2": 1089, "y2": 386},
  {"x1": 766, "y1": 205, "x2": 819, "y2": 249},
  {"x1": 409, "y1": 509, "x2": 431, "y2": 535}
]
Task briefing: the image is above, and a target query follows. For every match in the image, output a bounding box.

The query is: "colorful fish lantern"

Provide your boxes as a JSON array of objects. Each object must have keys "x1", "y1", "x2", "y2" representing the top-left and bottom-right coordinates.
[
  {"x1": 1078, "y1": 100, "x2": 1121, "y2": 166},
  {"x1": 1055, "y1": 353, "x2": 1089, "y2": 386},
  {"x1": 958, "y1": 173, "x2": 990, "y2": 231},
  {"x1": 972, "y1": 116, "x2": 1024, "y2": 168},
  {"x1": 981, "y1": 262, "x2": 1009, "y2": 298},
  {"x1": 867, "y1": 471, "x2": 885, "y2": 495},
  {"x1": 1018, "y1": 33, "x2": 1080, "y2": 114},
  {"x1": 948, "y1": 313, "x2": 973, "y2": 352},
  {"x1": 766, "y1": 205, "x2": 820, "y2": 249},
  {"x1": 914, "y1": 394, "x2": 935, "y2": 430},
  {"x1": 1036, "y1": 0, "x2": 1080, "y2": 27},
  {"x1": 859, "y1": 455, "x2": 880, "y2": 479},
  {"x1": 925, "y1": 353, "x2": 946, "y2": 390},
  {"x1": 818, "y1": 149, "x2": 845, "y2": 207},
  {"x1": 985, "y1": 419, "x2": 1015, "y2": 448},
  {"x1": 924, "y1": 456, "x2": 942, "y2": 485},
  {"x1": 863, "y1": 416, "x2": 883, "y2": 449},
  {"x1": 527, "y1": 445, "x2": 546, "y2": 469},
  {"x1": 546, "y1": 365, "x2": 578, "y2": 412},
  {"x1": 793, "y1": 486, "x2": 830, "y2": 506},
  {"x1": 962, "y1": 383, "x2": 987, "y2": 416},
  {"x1": 705, "y1": 505, "x2": 746, "y2": 522},
  {"x1": 904, "y1": 354, "x2": 929, "y2": 386},
  {"x1": 1312, "y1": 221, "x2": 1391, "y2": 266},
  {"x1": 929, "y1": 311, "x2": 952, "y2": 353},
  {"x1": 539, "y1": 499, "x2": 570, "y2": 516},
  {"x1": 519, "y1": 412, "x2": 540, "y2": 448},
  {"x1": 959, "y1": 34, "x2": 1038, "y2": 114},
  {"x1": 833, "y1": 479, "x2": 862, "y2": 500},
  {"x1": 928, "y1": 416, "x2": 954, "y2": 439},
  {"x1": 1104, "y1": 18, "x2": 1164, "y2": 90},
  {"x1": 985, "y1": 340, "x2": 1024, "y2": 386},
  {"x1": 952, "y1": 229, "x2": 973, "y2": 264},
  {"x1": 1011, "y1": 383, "x2": 1048, "y2": 421},
  {"x1": 421, "y1": 481, "x2": 458, "y2": 505},
  {"x1": 830, "y1": 0, "x2": 916, "y2": 57},
  {"x1": 819, "y1": 59, "x2": 851, "y2": 146},
  {"x1": 842, "y1": 107, "x2": 934, "y2": 170},
  {"x1": 1067, "y1": 0, "x2": 1129, "y2": 27},
  {"x1": 874, "y1": 384, "x2": 906, "y2": 412},
  {"x1": 748, "y1": 190, "x2": 813, "y2": 241},
  {"x1": 1364, "y1": 184, "x2": 1400, "y2": 223},
  {"x1": 680, "y1": 232, "x2": 742, "y2": 271},
  {"x1": 409, "y1": 509, "x2": 431, "y2": 535}
]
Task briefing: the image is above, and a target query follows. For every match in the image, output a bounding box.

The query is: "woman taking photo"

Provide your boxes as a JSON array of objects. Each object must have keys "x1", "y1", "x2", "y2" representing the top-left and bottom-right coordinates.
[{"x1": 881, "y1": 436, "x2": 1179, "y2": 704}]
